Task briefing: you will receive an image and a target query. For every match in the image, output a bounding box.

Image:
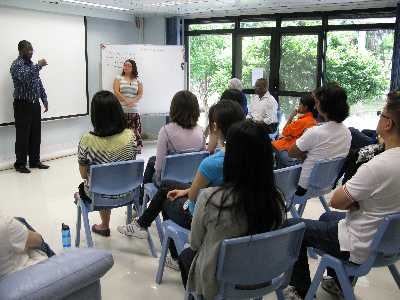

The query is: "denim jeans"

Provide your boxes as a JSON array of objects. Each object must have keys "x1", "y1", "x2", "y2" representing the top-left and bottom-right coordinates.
[
  {"x1": 288, "y1": 212, "x2": 349, "y2": 297},
  {"x1": 349, "y1": 127, "x2": 377, "y2": 149},
  {"x1": 275, "y1": 150, "x2": 298, "y2": 169},
  {"x1": 137, "y1": 180, "x2": 192, "y2": 259}
]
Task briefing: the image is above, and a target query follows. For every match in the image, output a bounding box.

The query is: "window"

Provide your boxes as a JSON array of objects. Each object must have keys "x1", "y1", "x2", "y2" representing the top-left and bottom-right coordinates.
[
  {"x1": 326, "y1": 29, "x2": 394, "y2": 129},
  {"x1": 189, "y1": 34, "x2": 232, "y2": 112},
  {"x1": 186, "y1": 10, "x2": 396, "y2": 131},
  {"x1": 240, "y1": 20, "x2": 276, "y2": 28},
  {"x1": 189, "y1": 23, "x2": 234, "y2": 31},
  {"x1": 240, "y1": 35, "x2": 271, "y2": 89},
  {"x1": 280, "y1": 35, "x2": 318, "y2": 92},
  {"x1": 282, "y1": 19, "x2": 322, "y2": 27},
  {"x1": 278, "y1": 96, "x2": 301, "y2": 125},
  {"x1": 329, "y1": 17, "x2": 395, "y2": 25}
]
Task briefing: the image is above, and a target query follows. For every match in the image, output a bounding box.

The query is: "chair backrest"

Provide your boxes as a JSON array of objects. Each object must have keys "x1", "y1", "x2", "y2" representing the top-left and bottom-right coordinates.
[
  {"x1": 274, "y1": 165, "x2": 302, "y2": 204},
  {"x1": 215, "y1": 223, "x2": 306, "y2": 299},
  {"x1": 89, "y1": 160, "x2": 144, "y2": 208},
  {"x1": 368, "y1": 213, "x2": 400, "y2": 268},
  {"x1": 161, "y1": 151, "x2": 209, "y2": 183},
  {"x1": 308, "y1": 157, "x2": 346, "y2": 194}
]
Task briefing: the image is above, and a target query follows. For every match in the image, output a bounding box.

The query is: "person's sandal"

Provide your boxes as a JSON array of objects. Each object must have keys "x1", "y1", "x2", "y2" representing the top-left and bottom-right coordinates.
[{"x1": 91, "y1": 225, "x2": 110, "y2": 237}]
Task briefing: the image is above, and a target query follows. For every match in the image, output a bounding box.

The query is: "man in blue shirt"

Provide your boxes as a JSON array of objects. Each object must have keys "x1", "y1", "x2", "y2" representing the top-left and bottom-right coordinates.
[{"x1": 10, "y1": 40, "x2": 49, "y2": 173}]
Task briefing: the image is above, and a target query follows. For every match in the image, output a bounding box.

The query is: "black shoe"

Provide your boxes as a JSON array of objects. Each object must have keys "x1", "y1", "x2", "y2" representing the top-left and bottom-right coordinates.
[
  {"x1": 15, "y1": 166, "x2": 31, "y2": 173},
  {"x1": 30, "y1": 162, "x2": 50, "y2": 169}
]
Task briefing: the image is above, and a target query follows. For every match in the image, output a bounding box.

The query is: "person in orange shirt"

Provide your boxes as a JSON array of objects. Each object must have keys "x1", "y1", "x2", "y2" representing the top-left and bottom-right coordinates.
[{"x1": 273, "y1": 94, "x2": 317, "y2": 168}]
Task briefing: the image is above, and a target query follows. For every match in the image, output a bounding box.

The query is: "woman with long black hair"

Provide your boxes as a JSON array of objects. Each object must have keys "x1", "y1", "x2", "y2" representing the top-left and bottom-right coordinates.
[{"x1": 180, "y1": 120, "x2": 286, "y2": 300}]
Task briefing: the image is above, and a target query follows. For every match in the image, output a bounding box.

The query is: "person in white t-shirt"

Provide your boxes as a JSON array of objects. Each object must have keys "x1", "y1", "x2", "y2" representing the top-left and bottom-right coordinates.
[
  {"x1": 247, "y1": 78, "x2": 279, "y2": 134},
  {"x1": 0, "y1": 214, "x2": 55, "y2": 278},
  {"x1": 284, "y1": 91, "x2": 400, "y2": 300},
  {"x1": 288, "y1": 83, "x2": 351, "y2": 195}
]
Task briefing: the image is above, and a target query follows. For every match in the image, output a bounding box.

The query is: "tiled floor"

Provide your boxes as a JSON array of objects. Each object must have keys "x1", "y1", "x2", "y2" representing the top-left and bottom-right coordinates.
[{"x1": 0, "y1": 143, "x2": 398, "y2": 299}]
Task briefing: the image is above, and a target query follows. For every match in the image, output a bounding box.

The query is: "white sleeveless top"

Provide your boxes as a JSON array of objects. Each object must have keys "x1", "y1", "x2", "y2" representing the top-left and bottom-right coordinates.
[{"x1": 116, "y1": 75, "x2": 141, "y2": 114}]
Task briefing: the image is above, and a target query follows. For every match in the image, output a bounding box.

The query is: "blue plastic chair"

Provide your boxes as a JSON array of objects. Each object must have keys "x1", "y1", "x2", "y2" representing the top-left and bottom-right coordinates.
[
  {"x1": 305, "y1": 213, "x2": 400, "y2": 300},
  {"x1": 274, "y1": 165, "x2": 302, "y2": 209},
  {"x1": 142, "y1": 151, "x2": 209, "y2": 244},
  {"x1": 155, "y1": 219, "x2": 190, "y2": 284},
  {"x1": 185, "y1": 222, "x2": 306, "y2": 300},
  {"x1": 155, "y1": 188, "x2": 207, "y2": 284},
  {"x1": 290, "y1": 157, "x2": 346, "y2": 218},
  {"x1": 74, "y1": 160, "x2": 157, "y2": 255}
]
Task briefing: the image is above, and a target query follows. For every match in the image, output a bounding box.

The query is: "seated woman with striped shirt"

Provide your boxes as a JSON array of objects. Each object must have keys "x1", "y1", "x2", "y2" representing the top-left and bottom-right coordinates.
[{"x1": 77, "y1": 91, "x2": 137, "y2": 237}]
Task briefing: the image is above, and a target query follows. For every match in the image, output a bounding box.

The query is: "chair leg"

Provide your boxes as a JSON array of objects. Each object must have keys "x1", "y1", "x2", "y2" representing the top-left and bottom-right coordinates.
[
  {"x1": 132, "y1": 190, "x2": 141, "y2": 217},
  {"x1": 81, "y1": 207, "x2": 93, "y2": 247},
  {"x1": 305, "y1": 259, "x2": 327, "y2": 300},
  {"x1": 352, "y1": 277, "x2": 358, "y2": 286},
  {"x1": 335, "y1": 265, "x2": 357, "y2": 300},
  {"x1": 155, "y1": 215, "x2": 164, "y2": 245},
  {"x1": 156, "y1": 236, "x2": 171, "y2": 284},
  {"x1": 388, "y1": 264, "x2": 400, "y2": 289},
  {"x1": 126, "y1": 204, "x2": 133, "y2": 225},
  {"x1": 147, "y1": 229, "x2": 158, "y2": 258},
  {"x1": 275, "y1": 289, "x2": 285, "y2": 300},
  {"x1": 75, "y1": 204, "x2": 82, "y2": 247},
  {"x1": 290, "y1": 205, "x2": 300, "y2": 218},
  {"x1": 308, "y1": 247, "x2": 318, "y2": 259},
  {"x1": 319, "y1": 196, "x2": 331, "y2": 213},
  {"x1": 141, "y1": 193, "x2": 150, "y2": 216},
  {"x1": 298, "y1": 203, "x2": 306, "y2": 217}
]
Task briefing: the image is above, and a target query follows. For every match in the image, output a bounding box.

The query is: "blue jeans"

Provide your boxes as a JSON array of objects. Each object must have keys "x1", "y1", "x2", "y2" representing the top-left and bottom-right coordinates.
[
  {"x1": 275, "y1": 150, "x2": 298, "y2": 169},
  {"x1": 349, "y1": 127, "x2": 377, "y2": 149},
  {"x1": 288, "y1": 212, "x2": 349, "y2": 297}
]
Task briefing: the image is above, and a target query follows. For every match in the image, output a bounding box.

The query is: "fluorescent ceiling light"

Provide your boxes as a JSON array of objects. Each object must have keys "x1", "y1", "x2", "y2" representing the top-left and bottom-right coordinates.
[{"x1": 61, "y1": 0, "x2": 130, "y2": 11}]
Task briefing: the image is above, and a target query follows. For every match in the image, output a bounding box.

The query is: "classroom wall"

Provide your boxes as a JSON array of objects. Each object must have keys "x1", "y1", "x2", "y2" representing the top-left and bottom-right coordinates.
[
  {"x1": 141, "y1": 16, "x2": 168, "y2": 138},
  {"x1": 0, "y1": 9, "x2": 166, "y2": 169}
]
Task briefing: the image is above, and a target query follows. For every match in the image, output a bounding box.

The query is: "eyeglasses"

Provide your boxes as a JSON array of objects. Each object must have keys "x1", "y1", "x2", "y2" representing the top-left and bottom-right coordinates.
[{"x1": 377, "y1": 111, "x2": 396, "y2": 127}]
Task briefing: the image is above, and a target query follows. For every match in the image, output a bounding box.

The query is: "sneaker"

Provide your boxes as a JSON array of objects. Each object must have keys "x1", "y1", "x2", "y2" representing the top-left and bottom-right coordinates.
[
  {"x1": 321, "y1": 277, "x2": 343, "y2": 297},
  {"x1": 117, "y1": 218, "x2": 148, "y2": 239},
  {"x1": 283, "y1": 286, "x2": 303, "y2": 300},
  {"x1": 165, "y1": 255, "x2": 180, "y2": 271}
]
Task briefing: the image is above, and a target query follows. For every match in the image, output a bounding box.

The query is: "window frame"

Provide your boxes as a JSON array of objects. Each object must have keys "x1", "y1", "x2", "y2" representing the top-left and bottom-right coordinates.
[{"x1": 184, "y1": 7, "x2": 396, "y2": 104}]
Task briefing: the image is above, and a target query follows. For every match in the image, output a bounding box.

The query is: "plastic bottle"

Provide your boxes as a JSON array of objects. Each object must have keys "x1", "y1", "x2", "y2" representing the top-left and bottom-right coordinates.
[{"x1": 62, "y1": 223, "x2": 71, "y2": 248}]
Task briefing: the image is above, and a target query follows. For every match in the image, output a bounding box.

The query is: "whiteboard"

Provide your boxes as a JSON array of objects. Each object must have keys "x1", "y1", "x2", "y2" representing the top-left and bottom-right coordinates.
[
  {"x1": 101, "y1": 44, "x2": 185, "y2": 114},
  {"x1": 0, "y1": 6, "x2": 87, "y2": 125}
]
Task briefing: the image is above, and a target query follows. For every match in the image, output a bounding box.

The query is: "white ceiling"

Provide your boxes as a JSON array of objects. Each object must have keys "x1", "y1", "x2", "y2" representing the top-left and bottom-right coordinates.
[{"x1": 39, "y1": 0, "x2": 398, "y2": 18}]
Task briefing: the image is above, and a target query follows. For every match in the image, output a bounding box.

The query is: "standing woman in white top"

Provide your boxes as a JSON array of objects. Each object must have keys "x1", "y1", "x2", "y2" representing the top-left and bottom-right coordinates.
[{"x1": 113, "y1": 59, "x2": 144, "y2": 152}]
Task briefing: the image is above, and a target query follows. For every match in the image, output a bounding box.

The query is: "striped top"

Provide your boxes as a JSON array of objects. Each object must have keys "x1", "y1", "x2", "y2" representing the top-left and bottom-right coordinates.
[
  {"x1": 116, "y1": 75, "x2": 141, "y2": 114},
  {"x1": 78, "y1": 128, "x2": 137, "y2": 169},
  {"x1": 78, "y1": 129, "x2": 137, "y2": 195}
]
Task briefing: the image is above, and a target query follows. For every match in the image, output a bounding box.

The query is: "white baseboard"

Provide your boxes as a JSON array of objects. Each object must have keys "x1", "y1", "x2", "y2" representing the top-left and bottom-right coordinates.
[{"x1": 0, "y1": 148, "x2": 77, "y2": 171}]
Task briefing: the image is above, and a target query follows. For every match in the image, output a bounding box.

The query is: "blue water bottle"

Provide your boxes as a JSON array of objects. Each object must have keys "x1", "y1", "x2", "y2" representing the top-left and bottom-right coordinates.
[{"x1": 62, "y1": 223, "x2": 71, "y2": 248}]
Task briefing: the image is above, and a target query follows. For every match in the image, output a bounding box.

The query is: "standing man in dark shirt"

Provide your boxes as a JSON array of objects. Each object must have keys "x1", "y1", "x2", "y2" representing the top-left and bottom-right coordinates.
[{"x1": 10, "y1": 40, "x2": 50, "y2": 173}]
